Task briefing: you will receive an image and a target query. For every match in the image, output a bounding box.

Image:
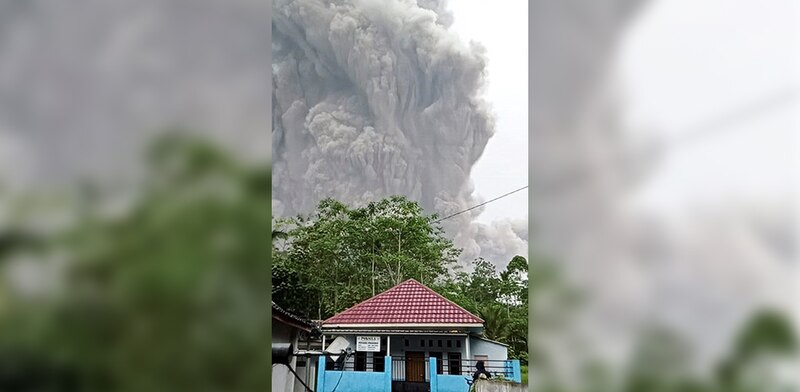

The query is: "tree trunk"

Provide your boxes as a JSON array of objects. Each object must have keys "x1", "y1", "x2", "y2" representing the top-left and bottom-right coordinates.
[{"x1": 396, "y1": 231, "x2": 402, "y2": 285}]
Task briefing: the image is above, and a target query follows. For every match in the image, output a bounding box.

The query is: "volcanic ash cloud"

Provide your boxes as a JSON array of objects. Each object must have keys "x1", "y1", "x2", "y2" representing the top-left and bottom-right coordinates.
[{"x1": 272, "y1": 0, "x2": 524, "y2": 263}]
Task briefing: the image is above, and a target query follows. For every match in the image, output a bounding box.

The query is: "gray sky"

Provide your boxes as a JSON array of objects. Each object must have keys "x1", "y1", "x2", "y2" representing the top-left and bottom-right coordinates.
[
  {"x1": 449, "y1": 0, "x2": 797, "y2": 226},
  {"x1": 448, "y1": 1, "x2": 529, "y2": 224},
  {"x1": 619, "y1": 0, "x2": 799, "y2": 325},
  {"x1": 621, "y1": 0, "x2": 798, "y2": 216}
]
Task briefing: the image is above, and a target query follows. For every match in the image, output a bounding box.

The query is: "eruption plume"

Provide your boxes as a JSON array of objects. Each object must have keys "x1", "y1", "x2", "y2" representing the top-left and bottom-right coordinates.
[{"x1": 272, "y1": 0, "x2": 526, "y2": 264}]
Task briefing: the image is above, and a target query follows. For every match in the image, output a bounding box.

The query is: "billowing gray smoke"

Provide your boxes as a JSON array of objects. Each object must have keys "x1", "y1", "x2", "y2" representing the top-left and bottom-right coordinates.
[
  {"x1": 272, "y1": 0, "x2": 524, "y2": 264},
  {"x1": 0, "y1": 0, "x2": 525, "y2": 265},
  {"x1": 0, "y1": 0, "x2": 272, "y2": 188}
]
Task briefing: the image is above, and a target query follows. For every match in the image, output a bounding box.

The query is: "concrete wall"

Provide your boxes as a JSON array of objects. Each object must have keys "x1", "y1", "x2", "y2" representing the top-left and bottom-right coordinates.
[
  {"x1": 431, "y1": 357, "x2": 521, "y2": 392},
  {"x1": 473, "y1": 380, "x2": 526, "y2": 392},
  {"x1": 294, "y1": 356, "x2": 317, "y2": 392},
  {"x1": 316, "y1": 356, "x2": 392, "y2": 392},
  {"x1": 313, "y1": 355, "x2": 520, "y2": 392},
  {"x1": 319, "y1": 371, "x2": 385, "y2": 392},
  {"x1": 469, "y1": 338, "x2": 508, "y2": 361},
  {"x1": 437, "y1": 374, "x2": 471, "y2": 392},
  {"x1": 272, "y1": 321, "x2": 298, "y2": 392}
]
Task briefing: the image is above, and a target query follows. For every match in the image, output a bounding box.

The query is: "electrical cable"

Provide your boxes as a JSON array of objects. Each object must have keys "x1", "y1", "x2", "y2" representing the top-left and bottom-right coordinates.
[
  {"x1": 273, "y1": 363, "x2": 315, "y2": 392},
  {"x1": 287, "y1": 364, "x2": 315, "y2": 392},
  {"x1": 432, "y1": 185, "x2": 528, "y2": 223},
  {"x1": 669, "y1": 86, "x2": 798, "y2": 148},
  {"x1": 328, "y1": 350, "x2": 353, "y2": 392}
]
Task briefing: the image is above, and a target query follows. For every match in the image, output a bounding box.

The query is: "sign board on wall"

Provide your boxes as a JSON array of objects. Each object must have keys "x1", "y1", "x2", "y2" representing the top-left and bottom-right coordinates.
[{"x1": 356, "y1": 336, "x2": 381, "y2": 352}]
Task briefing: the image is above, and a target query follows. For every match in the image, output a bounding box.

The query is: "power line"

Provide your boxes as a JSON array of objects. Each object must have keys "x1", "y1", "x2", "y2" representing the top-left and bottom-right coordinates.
[
  {"x1": 669, "y1": 86, "x2": 798, "y2": 148},
  {"x1": 433, "y1": 185, "x2": 528, "y2": 223},
  {"x1": 273, "y1": 363, "x2": 315, "y2": 392}
]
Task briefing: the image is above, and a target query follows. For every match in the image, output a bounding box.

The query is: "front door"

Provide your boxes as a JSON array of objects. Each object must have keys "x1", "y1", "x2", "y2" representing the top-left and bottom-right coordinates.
[{"x1": 405, "y1": 351, "x2": 425, "y2": 382}]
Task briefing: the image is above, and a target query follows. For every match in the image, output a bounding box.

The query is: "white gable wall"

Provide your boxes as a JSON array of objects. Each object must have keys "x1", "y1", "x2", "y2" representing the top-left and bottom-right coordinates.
[{"x1": 470, "y1": 337, "x2": 508, "y2": 361}]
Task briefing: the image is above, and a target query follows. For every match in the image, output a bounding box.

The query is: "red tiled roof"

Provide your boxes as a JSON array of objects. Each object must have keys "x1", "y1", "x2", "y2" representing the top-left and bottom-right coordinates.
[{"x1": 322, "y1": 279, "x2": 483, "y2": 326}]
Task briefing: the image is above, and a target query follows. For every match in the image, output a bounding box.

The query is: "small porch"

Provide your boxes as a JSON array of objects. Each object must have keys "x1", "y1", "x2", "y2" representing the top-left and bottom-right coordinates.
[
  {"x1": 320, "y1": 332, "x2": 511, "y2": 391},
  {"x1": 317, "y1": 279, "x2": 521, "y2": 392},
  {"x1": 316, "y1": 355, "x2": 521, "y2": 392}
]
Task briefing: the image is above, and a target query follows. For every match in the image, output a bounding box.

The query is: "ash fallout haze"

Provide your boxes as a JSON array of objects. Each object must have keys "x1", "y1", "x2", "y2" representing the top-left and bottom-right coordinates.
[{"x1": 271, "y1": 0, "x2": 529, "y2": 267}]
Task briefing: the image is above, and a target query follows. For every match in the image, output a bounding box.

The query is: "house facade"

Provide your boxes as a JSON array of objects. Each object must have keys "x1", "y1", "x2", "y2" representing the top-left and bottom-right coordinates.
[{"x1": 317, "y1": 279, "x2": 521, "y2": 392}]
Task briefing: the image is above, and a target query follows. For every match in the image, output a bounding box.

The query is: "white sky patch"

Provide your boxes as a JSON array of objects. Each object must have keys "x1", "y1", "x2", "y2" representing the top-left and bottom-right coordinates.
[
  {"x1": 448, "y1": 1, "x2": 529, "y2": 224},
  {"x1": 619, "y1": 0, "x2": 800, "y2": 339},
  {"x1": 619, "y1": 0, "x2": 798, "y2": 215}
]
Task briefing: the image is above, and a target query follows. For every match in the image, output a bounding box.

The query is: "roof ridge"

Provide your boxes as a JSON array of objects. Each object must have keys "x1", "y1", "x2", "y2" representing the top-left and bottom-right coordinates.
[
  {"x1": 320, "y1": 279, "x2": 414, "y2": 324},
  {"x1": 322, "y1": 278, "x2": 484, "y2": 325}
]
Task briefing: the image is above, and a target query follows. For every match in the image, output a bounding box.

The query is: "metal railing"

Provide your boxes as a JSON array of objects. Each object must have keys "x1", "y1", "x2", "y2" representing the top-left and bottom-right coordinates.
[
  {"x1": 324, "y1": 354, "x2": 386, "y2": 373},
  {"x1": 325, "y1": 355, "x2": 515, "y2": 381},
  {"x1": 459, "y1": 359, "x2": 514, "y2": 380}
]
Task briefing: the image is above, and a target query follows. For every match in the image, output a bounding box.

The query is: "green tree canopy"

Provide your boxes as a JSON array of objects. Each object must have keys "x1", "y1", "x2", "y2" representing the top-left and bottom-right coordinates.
[{"x1": 273, "y1": 196, "x2": 459, "y2": 320}]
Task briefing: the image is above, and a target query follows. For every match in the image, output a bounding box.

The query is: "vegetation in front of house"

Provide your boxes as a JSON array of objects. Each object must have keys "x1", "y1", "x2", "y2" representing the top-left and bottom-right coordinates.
[
  {"x1": 271, "y1": 196, "x2": 530, "y2": 363},
  {"x1": 270, "y1": 174, "x2": 800, "y2": 392}
]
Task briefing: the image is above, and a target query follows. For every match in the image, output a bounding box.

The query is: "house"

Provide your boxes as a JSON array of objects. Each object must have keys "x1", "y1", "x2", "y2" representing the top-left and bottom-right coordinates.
[
  {"x1": 272, "y1": 301, "x2": 320, "y2": 392},
  {"x1": 316, "y1": 279, "x2": 521, "y2": 392}
]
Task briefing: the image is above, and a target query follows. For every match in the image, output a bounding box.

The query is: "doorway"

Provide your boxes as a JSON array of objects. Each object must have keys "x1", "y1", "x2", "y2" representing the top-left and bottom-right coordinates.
[{"x1": 405, "y1": 351, "x2": 426, "y2": 382}]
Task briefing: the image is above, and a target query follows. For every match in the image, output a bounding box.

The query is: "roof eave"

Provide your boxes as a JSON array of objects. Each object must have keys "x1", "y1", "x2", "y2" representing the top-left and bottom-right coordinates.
[
  {"x1": 322, "y1": 323, "x2": 484, "y2": 330},
  {"x1": 471, "y1": 334, "x2": 510, "y2": 347},
  {"x1": 271, "y1": 301, "x2": 318, "y2": 332}
]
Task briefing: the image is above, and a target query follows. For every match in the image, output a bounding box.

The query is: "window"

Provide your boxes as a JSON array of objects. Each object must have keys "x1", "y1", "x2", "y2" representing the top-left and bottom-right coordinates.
[
  {"x1": 447, "y1": 340, "x2": 452, "y2": 348},
  {"x1": 404, "y1": 339, "x2": 409, "y2": 347},
  {"x1": 456, "y1": 340, "x2": 461, "y2": 348},
  {"x1": 448, "y1": 352, "x2": 462, "y2": 375},
  {"x1": 430, "y1": 352, "x2": 444, "y2": 374},
  {"x1": 355, "y1": 352, "x2": 367, "y2": 371},
  {"x1": 429, "y1": 339, "x2": 433, "y2": 347},
  {"x1": 374, "y1": 352, "x2": 385, "y2": 372},
  {"x1": 421, "y1": 339, "x2": 425, "y2": 347},
  {"x1": 438, "y1": 340, "x2": 442, "y2": 347}
]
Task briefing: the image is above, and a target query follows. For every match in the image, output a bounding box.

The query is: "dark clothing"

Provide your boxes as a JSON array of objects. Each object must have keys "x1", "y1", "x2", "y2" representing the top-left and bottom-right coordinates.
[{"x1": 472, "y1": 361, "x2": 492, "y2": 382}]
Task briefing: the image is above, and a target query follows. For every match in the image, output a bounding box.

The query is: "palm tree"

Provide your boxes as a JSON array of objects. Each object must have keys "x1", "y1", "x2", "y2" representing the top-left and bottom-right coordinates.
[{"x1": 478, "y1": 304, "x2": 511, "y2": 342}]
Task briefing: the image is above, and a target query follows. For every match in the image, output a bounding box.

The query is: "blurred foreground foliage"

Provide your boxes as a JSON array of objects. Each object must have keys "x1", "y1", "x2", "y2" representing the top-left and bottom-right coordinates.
[
  {"x1": 0, "y1": 135, "x2": 270, "y2": 391},
  {"x1": 529, "y1": 308, "x2": 799, "y2": 392}
]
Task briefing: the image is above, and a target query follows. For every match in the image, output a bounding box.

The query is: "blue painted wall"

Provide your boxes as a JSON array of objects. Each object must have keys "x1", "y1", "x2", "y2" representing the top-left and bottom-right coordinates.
[
  {"x1": 316, "y1": 356, "x2": 392, "y2": 392},
  {"x1": 510, "y1": 360, "x2": 521, "y2": 383},
  {"x1": 431, "y1": 357, "x2": 470, "y2": 392},
  {"x1": 315, "y1": 355, "x2": 515, "y2": 392},
  {"x1": 437, "y1": 375, "x2": 471, "y2": 392},
  {"x1": 320, "y1": 371, "x2": 385, "y2": 392}
]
